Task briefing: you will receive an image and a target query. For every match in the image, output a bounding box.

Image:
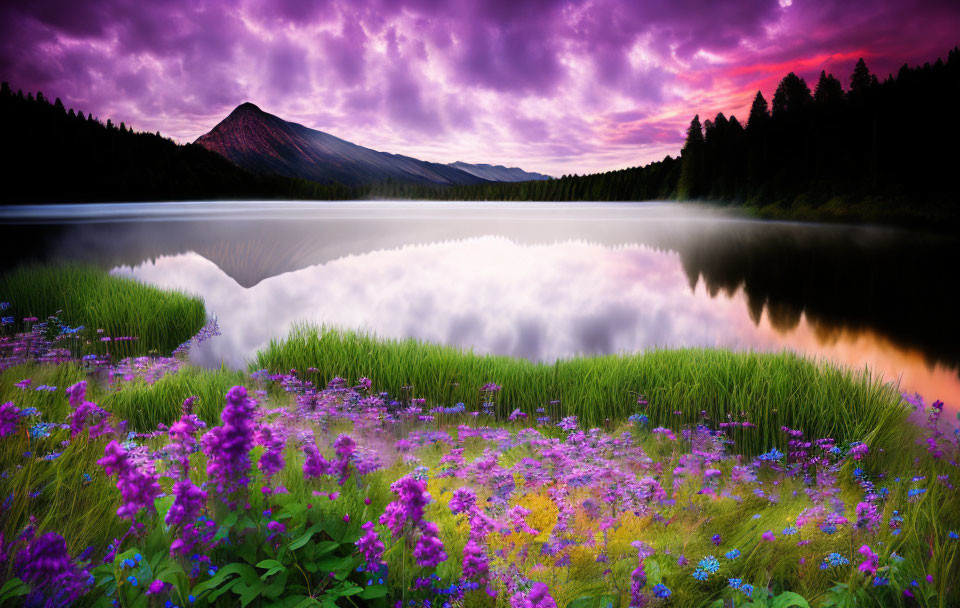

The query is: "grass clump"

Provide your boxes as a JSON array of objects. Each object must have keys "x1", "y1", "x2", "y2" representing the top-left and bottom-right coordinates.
[
  {"x1": 1, "y1": 263, "x2": 205, "y2": 356},
  {"x1": 253, "y1": 324, "x2": 907, "y2": 457}
]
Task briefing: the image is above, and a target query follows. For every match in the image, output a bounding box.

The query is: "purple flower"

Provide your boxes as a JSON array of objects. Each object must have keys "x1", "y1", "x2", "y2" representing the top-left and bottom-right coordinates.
[
  {"x1": 255, "y1": 423, "x2": 286, "y2": 480},
  {"x1": 302, "y1": 442, "x2": 330, "y2": 479},
  {"x1": 166, "y1": 479, "x2": 208, "y2": 557},
  {"x1": 201, "y1": 386, "x2": 256, "y2": 495},
  {"x1": 449, "y1": 487, "x2": 477, "y2": 514},
  {"x1": 0, "y1": 401, "x2": 20, "y2": 437},
  {"x1": 379, "y1": 475, "x2": 431, "y2": 537},
  {"x1": 413, "y1": 522, "x2": 447, "y2": 567},
  {"x1": 462, "y1": 538, "x2": 489, "y2": 582},
  {"x1": 355, "y1": 521, "x2": 385, "y2": 570},
  {"x1": 762, "y1": 530, "x2": 776, "y2": 542},
  {"x1": 97, "y1": 440, "x2": 162, "y2": 520},
  {"x1": 13, "y1": 532, "x2": 91, "y2": 607}
]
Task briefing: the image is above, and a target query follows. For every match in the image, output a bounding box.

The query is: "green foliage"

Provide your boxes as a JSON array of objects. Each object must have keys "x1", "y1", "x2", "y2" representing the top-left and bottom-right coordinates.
[
  {"x1": 254, "y1": 324, "x2": 907, "y2": 458},
  {"x1": 0, "y1": 263, "x2": 206, "y2": 357}
]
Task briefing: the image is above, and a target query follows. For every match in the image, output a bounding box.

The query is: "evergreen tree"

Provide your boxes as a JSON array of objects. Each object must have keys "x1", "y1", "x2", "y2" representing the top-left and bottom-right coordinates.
[
  {"x1": 849, "y1": 58, "x2": 873, "y2": 95},
  {"x1": 746, "y1": 91, "x2": 770, "y2": 130},
  {"x1": 677, "y1": 115, "x2": 705, "y2": 199},
  {"x1": 813, "y1": 71, "x2": 843, "y2": 104},
  {"x1": 772, "y1": 73, "x2": 812, "y2": 115}
]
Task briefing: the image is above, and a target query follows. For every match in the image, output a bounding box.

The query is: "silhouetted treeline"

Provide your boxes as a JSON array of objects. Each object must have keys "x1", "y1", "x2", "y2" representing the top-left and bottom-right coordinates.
[
  {"x1": 372, "y1": 46, "x2": 960, "y2": 226},
  {"x1": 0, "y1": 83, "x2": 360, "y2": 203},
  {"x1": 366, "y1": 156, "x2": 680, "y2": 201}
]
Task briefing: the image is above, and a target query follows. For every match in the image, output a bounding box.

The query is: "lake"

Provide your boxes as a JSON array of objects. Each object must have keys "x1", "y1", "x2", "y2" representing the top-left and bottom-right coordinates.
[{"x1": 2, "y1": 200, "x2": 958, "y2": 411}]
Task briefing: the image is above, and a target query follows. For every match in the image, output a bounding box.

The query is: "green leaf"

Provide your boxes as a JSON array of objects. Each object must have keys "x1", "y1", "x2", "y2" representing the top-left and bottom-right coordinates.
[
  {"x1": 206, "y1": 578, "x2": 243, "y2": 602},
  {"x1": 0, "y1": 578, "x2": 30, "y2": 602},
  {"x1": 771, "y1": 591, "x2": 811, "y2": 608},
  {"x1": 358, "y1": 585, "x2": 388, "y2": 600},
  {"x1": 190, "y1": 563, "x2": 258, "y2": 596},
  {"x1": 288, "y1": 524, "x2": 324, "y2": 551}
]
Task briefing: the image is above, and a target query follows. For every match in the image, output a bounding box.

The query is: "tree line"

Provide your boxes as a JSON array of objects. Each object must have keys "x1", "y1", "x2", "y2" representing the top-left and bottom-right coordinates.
[
  {"x1": 0, "y1": 83, "x2": 359, "y2": 203},
  {"x1": 3, "y1": 44, "x2": 958, "y2": 225},
  {"x1": 373, "y1": 46, "x2": 960, "y2": 226}
]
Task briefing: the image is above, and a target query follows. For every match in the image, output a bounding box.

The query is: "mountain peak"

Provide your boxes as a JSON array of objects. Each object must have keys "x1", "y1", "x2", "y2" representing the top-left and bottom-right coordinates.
[{"x1": 228, "y1": 102, "x2": 263, "y2": 117}]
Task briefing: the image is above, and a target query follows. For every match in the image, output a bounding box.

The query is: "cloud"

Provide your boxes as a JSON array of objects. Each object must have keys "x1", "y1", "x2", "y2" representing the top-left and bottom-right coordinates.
[{"x1": 1, "y1": 0, "x2": 959, "y2": 175}]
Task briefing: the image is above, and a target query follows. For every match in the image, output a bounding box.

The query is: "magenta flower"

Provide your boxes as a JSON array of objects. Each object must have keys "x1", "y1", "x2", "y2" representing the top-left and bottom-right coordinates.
[
  {"x1": 0, "y1": 401, "x2": 20, "y2": 437},
  {"x1": 449, "y1": 487, "x2": 477, "y2": 514},
  {"x1": 413, "y1": 522, "x2": 447, "y2": 567},
  {"x1": 255, "y1": 423, "x2": 286, "y2": 480},
  {"x1": 355, "y1": 521, "x2": 385, "y2": 570},
  {"x1": 762, "y1": 530, "x2": 776, "y2": 542},
  {"x1": 303, "y1": 442, "x2": 330, "y2": 479},
  {"x1": 461, "y1": 538, "x2": 489, "y2": 581},
  {"x1": 97, "y1": 440, "x2": 162, "y2": 520},
  {"x1": 201, "y1": 386, "x2": 256, "y2": 495},
  {"x1": 858, "y1": 544, "x2": 879, "y2": 575},
  {"x1": 13, "y1": 532, "x2": 91, "y2": 606}
]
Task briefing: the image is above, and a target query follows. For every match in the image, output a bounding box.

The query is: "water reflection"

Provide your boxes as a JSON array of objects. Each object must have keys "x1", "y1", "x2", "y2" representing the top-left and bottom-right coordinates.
[{"x1": 2, "y1": 201, "x2": 958, "y2": 409}]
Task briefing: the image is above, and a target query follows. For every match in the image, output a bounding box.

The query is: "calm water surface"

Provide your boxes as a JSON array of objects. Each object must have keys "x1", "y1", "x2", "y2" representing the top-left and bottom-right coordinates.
[{"x1": 2, "y1": 201, "x2": 958, "y2": 411}]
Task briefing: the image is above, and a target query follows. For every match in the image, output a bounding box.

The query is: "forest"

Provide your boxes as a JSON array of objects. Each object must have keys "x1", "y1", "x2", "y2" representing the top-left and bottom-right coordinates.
[
  {"x1": 2, "y1": 45, "x2": 958, "y2": 227},
  {"x1": 0, "y1": 83, "x2": 357, "y2": 203}
]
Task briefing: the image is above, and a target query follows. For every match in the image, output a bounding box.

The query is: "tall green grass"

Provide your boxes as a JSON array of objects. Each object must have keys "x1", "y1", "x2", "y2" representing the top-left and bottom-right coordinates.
[
  {"x1": 254, "y1": 324, "x2": 909, "y2": 457},
  {"x1": 0, "y1": 263, "x2": 206, "y2": 356}
]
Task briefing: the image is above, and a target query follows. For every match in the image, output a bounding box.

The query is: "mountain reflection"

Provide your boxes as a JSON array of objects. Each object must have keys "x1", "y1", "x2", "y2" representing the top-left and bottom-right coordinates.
[{"x1": 2, "y1": 201, "x2": 958, "y2": 405}]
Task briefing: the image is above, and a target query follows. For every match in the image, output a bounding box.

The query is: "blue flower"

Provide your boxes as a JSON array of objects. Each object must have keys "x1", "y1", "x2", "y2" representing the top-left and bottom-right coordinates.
[
  {"x1": 692, "y1": 569, "x2": 709, "y2": 581},
  {"x1": 758, "y1": 448, "x2": 784, "y2": 461},
  {"x1": 741, "y1": 584, "x2": 754, "y2": 597},
  {"x1": 729, "y1": 578, "x2": 742, "y2": 589},
  {"x1": 698, "y1": 555, "x2": 720, "y2": 574},
  {"x1": 725, "y1": 549, "x2": 741, "y2": 560},
  {"x1": 653, "y1": 584, "x2": 672, "y2": 598}
]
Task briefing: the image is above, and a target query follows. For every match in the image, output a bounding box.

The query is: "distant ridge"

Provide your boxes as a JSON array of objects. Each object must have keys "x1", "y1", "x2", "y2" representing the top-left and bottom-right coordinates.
[
  {"x1": 196, "y1": 103, "x2": 545, "y2": 187},
  {"x1": 448, "y1": 161, "x2": 551, "y2": 182}
]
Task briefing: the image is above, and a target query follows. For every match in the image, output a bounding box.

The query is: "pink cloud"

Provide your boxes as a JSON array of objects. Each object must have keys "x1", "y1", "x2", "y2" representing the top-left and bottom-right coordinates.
[{"x1": 1, "y1": 0, "x2": 958, "y2": 176}]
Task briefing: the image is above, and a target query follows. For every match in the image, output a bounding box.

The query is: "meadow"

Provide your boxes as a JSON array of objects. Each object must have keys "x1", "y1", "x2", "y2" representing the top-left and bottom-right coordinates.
[{"x1": 1, "y1": 267, "x2": 957, "y2": 608}]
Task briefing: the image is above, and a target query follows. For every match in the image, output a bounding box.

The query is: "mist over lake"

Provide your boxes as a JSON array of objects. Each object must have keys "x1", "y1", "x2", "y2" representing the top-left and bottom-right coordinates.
[{"x1": 4, "y1": 200, "x2": 957, "y2": 411}]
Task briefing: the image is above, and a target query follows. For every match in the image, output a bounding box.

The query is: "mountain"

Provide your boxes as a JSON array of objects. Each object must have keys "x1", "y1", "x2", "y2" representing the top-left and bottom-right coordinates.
[
  {"x1": 448, "y1": 161, "x2": 551, "y2": 182},
  {"x1": 196, "y1": 103, "x2": 491, "y2": 187}
]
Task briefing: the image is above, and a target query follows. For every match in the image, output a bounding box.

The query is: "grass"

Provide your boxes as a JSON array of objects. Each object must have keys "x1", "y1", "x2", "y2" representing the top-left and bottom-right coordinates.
[
  {"x1": 0, "y1": 263, "x2": 206, "y2": 357},
  {"x1": 0, "y1": 364, "x2": 954, "y2": 607},
  {"x1": 253, "y1": 324, "x2": 909, "y2": 458}
]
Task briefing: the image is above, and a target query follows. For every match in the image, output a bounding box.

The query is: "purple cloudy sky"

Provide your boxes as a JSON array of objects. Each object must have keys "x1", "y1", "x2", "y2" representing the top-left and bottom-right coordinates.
[{"x1": 2, "y1": 0, "x2": 958, "y2": 176}]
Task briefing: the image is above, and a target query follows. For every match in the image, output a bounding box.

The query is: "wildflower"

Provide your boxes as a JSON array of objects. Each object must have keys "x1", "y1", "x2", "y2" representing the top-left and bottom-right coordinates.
[
  {"x1": 761, "y1": 530, "x2": 775, "y2": 542},
  {"x1": 698, "y1": 555, "x2": 720, "y2": 574},
  {"x1": 858, "y1": 545, "x2": 879, "y2": 575},
  {"x1": 692, "y1": 569, "x2": 709, "y2": 581},
  {"x1": 13, "y1": 532, "x2": 91, "y2": 606},
  {"x1": 740, "y1": 584, "x2": 754, "y2": 597},
  {"x1": 725, "y1": 549, "x2": 741, "y2": 560},
  {"x1": 413, "y1": 522, "x2": 447, "y2": 568},
  {"x1": 302, "y1": 442, "x2": 330, "y2": 479},
  {"x1": 461, "y1": 538, "x2": 489, "y2": 582},
  {"x1": 729, "y1": 578, "x2": 742, "y2": 589},
  {"x1": 98, "y1": 440, "x2": 162, "y2": 520},
  {"x1": 711, "y1": 534, "x2": 722, "y2": 546},
  {"x1": 201, "y1": 386, "x2": 256, "y2": 495},
  {"x1": 821, "y1": 553, "x2": 850, "y2": 569},
  {"x1": 652, "y1": 583, "x2": 671, "y2": 598},
  {"x1": 629, "y1": 555, "x2": 646, "y2": 606},
  {"x1": 849, "y1": 442, "x2": 869, "y2": 460},
  {"x1": 0, "y1": 402, "x2": 20, "y2": 437},
  {"x1": 449, "y1": 487, "x2": 477, "y2": 515},
  {"x1": 855, "y1": 502, "x2": 881, "y2": 533}
]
